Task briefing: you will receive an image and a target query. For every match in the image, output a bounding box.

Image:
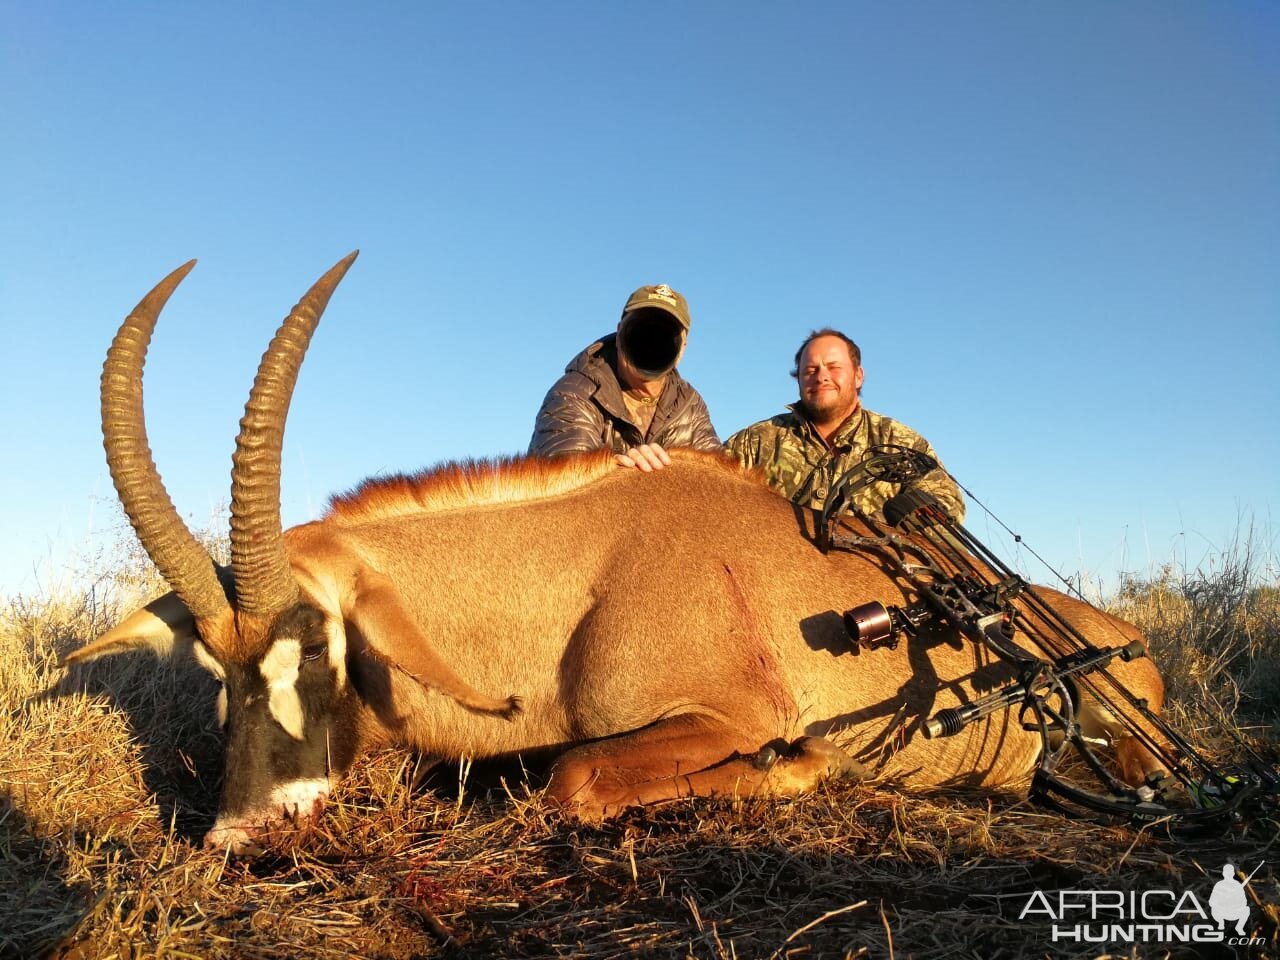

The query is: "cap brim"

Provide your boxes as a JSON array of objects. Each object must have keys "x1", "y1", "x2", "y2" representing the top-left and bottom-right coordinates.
[{"x1": 622, "y1": 301, "x2": 690, "y2": 330}]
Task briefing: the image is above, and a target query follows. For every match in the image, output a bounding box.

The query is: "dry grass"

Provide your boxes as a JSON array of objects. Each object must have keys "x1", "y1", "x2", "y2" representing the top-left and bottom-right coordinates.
[{"x1": 2, "y1": 539, "x2": 1278, "y2": 960}]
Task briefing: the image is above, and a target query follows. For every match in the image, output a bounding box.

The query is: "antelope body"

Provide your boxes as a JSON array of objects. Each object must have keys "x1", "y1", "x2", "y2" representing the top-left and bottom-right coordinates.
[{"x1": 68, "y1": 255, "x2": 1167, "y2": 853}]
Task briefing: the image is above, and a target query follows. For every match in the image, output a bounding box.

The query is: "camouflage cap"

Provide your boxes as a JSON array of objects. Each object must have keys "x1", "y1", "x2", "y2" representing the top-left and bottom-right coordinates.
[{"x1": 622, "y1": 284, "x2": 691, "y2": 331}]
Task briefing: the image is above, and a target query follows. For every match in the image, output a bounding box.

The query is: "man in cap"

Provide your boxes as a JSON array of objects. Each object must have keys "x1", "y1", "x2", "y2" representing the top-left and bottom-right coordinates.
[
  {"x1": 529, "y1": 284, "x2": 720, "y2": 469},
  {"x1": 727, "y1": 328, "x2": 964, "y2": 521}
]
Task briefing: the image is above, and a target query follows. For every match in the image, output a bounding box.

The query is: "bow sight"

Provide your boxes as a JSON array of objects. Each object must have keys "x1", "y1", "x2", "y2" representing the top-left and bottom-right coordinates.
[{"x1": 821, "y1": 445, "x2": 1279, "y2": 830}]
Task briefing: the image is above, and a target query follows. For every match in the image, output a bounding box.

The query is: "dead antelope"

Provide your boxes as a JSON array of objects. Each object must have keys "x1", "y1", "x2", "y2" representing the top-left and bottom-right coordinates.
[{"x1": 65, "y1": 254, "x2": 1169, "y2": 853}]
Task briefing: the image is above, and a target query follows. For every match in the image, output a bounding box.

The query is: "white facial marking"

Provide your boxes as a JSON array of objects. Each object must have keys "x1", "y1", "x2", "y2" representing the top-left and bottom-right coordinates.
[
  {"x1": 270, "y1": 777, "x2": 331, "y2": 816},
  {"x1": 192, "y1": 640, "x2": 226, "y2": 681},
  {"x1": 324, "y1": 616, "x2": 348, "y2": 687},
  {"x1": 206, "y1": 777, "x2": 331, "y2": 850},
  {"x1": 208, "y1": 778, "x2": 330, "y2": 831},
  {"x1": 194, "y1": 640, "x2": 230, "y2": 728},
  {"x1": 260, "y1": 638, "x2": 306, "y2": 741}
]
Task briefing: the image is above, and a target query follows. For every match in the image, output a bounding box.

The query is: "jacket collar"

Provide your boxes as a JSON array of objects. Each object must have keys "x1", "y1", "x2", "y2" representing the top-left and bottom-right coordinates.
[
  {"x1": 570, "y1": 334, "x2": 686, "y2": 425},
  {"x1": 785, "y1": 402, "x2": 866, "y2": 450}
]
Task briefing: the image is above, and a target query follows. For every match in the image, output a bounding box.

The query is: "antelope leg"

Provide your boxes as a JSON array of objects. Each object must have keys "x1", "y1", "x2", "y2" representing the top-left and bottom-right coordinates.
[{"x1": 546, "y1": 714, "x2": 866, "y2": 821}]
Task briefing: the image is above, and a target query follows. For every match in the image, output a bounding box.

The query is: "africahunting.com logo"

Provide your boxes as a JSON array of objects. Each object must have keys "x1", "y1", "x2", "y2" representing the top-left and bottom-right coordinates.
[{"x1": 1014, "y1": 862, "x2": 1266, "y2": 947}]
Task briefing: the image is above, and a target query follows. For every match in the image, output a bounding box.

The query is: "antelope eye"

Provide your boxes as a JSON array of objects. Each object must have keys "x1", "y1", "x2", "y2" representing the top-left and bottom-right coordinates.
[{"x1": 301, "y1": 643, "x2": 327, "y2": 663}]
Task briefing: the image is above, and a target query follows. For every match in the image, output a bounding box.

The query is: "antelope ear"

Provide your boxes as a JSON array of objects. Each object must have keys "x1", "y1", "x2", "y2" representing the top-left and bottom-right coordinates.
[{"x1": 60, "y1": 590, "x2": 199, "y2": 667}]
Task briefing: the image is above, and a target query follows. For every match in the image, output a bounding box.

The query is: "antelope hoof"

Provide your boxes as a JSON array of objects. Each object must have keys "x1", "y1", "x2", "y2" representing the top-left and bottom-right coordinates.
[
  {"x1": 789, "y1": 736, "x2": 870, "y2": 782},
  {"x1": 754, "y1": 738, "x2": 790, "y2": 771}
]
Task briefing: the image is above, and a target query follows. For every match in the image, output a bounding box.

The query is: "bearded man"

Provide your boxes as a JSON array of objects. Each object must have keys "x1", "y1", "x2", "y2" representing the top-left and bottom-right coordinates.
[{"x1": 726, "y1": 328, "x2": 964, "y2": 521}]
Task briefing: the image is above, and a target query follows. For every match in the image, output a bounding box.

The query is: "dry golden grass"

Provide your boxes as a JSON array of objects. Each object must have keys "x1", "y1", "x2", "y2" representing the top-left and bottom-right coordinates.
[{"x1": 2, "y1": 540, "x2": 1277, "y2": 960}]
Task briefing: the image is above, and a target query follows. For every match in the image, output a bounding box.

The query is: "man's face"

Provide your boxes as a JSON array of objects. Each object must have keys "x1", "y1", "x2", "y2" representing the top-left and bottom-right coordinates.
[
  {"x1": 797, "y1": 335, "x2": 864, "y2": 423},
  {"x1": 617, "y1": 308, "x2": 687, "y2": 381}
]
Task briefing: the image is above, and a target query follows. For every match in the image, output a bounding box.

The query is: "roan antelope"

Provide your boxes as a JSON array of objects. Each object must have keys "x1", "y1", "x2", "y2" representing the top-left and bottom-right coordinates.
[{"x1": 65, "y1": 253, "x2": 1169, "y2": 853}]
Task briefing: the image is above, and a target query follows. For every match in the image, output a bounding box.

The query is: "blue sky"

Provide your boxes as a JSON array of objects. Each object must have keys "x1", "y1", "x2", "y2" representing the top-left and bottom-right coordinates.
[{"x1": 2, "y1": 2, "x2": 1277, "y2": 598}]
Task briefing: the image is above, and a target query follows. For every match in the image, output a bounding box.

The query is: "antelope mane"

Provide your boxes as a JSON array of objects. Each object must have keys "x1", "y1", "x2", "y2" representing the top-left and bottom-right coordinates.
[
  {"x1": 324, "y1": 448, "x2": 748, "y2": 525},
  {"x1": 323, "y1": 450, "x2": 621, "y2": 524}
]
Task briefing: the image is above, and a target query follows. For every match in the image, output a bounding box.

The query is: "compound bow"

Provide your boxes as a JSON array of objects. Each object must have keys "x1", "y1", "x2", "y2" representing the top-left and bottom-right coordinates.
[{"x1": 820, "y1": 445, "x2": 1278, "y2": 830}]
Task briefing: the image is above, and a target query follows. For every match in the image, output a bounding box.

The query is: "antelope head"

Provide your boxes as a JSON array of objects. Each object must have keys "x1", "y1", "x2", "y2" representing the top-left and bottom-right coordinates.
[{"x1": 64, "y1": 253, "x2": 361, "y2": 854}]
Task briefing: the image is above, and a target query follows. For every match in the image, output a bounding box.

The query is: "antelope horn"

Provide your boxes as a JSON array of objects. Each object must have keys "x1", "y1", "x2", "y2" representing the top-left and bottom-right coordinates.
[
  {"x1": 102, "y1": 261, "x2": 232, "y2": 621},
  {"x1": 230, "y1": 252, "x2": 359, "y2": 615}
]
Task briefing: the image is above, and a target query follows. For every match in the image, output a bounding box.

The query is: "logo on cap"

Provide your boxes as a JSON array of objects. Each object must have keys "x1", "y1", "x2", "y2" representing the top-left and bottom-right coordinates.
[{"x1": 649, "y1": 284, "x2": 677, "y2": 304}]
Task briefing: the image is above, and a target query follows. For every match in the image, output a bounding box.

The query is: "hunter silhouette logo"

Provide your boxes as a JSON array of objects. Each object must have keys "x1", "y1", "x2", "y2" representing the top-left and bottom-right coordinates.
[
  {"x1": 1210, "y1": 862, "x2": 1259, "y2": 936},
  {"x1": 1016, "y1": 862, "x2": 1266, "y2": 946}
]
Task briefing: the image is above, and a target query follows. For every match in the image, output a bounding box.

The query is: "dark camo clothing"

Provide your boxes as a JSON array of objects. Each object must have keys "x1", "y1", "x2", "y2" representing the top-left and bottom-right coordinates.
[
  {"x1": 529, "y1": 334, "x2": 721, "y2": 457},
  {"x1": 726, "y1": 405, "x2": 964, "y2": 521}
]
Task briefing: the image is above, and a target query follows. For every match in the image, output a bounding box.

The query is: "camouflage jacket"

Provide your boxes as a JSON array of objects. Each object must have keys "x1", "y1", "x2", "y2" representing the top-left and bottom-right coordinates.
[
  {"x1": 725, "y1": 405, "x2": 965, "y2": 521},
  {"x1": 529, "y1": 334, "x2": 721, "y2": 457}
]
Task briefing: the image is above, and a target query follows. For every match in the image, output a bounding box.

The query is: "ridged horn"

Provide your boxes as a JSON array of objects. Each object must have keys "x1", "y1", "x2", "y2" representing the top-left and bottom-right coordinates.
[
  {"x1": 102, "y1": 261, "x2": 232, "y2": 621},
  {"x1": 229, "y1": 252, "x2": 359, "y2": 615}
]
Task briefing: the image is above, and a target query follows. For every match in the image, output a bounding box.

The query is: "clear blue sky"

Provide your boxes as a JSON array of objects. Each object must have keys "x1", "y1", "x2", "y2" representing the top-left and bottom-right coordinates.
[{"x1": 3, "y1": 2, "x2": 1277, "y2": 598}]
